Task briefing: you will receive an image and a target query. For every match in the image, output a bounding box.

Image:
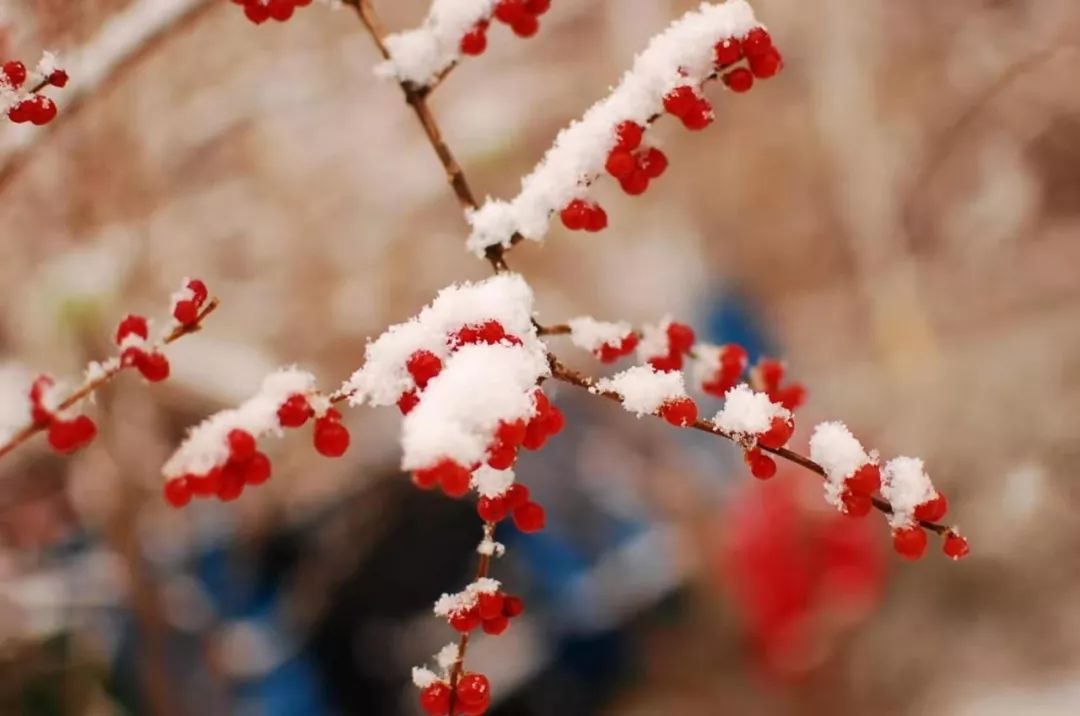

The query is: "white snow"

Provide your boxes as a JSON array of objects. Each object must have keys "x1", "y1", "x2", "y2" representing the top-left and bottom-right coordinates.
[
  {"x1": 636, "y1": 317, "x2": 673, "y2": 363},
  {"x1": 473, "y1": 464, "x2": 515, "y2": 498},
  {"x1": 712, "y1": 383, "x2": 788, "y2": 437},
  {"x1": 162, "y1": 367, "x2": 316, "y2": 476},
  {"x1": 477, "y1": 536, "x2": 506, "y2": 557},
  {"x1": 689, "y1": 343, "x2": 721, "y2": 389},
  {"x1": 809, "y1": 421, "x2": 873, "y2": 510},
  {"x1": 378, "y1": 0, "x2": 498, "y2": 86},
  {"x1": 595, "y1": 365, "x2": 687, "y2": 416},
  {"x1": 567, "y1": 317, "x2": 632, "y2": 352},
  {"x1": 881, "y1": 457, "x2": 938, "y2": 529},
  {"x1": 436, "y1": 642, "x2": 461, "y2": 670},
  {"x1": 465, "y1": 0, "x2": 762, "y2": 254},
  {"x1": 412, "y1": 667, "x2": 439, "y2": 689},
  {"x1": 433, "y1": 577, "x2": 501, "y2": 617}
]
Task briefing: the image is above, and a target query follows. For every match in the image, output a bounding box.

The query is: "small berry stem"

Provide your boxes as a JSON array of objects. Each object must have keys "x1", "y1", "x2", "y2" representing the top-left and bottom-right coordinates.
[
  {"x1": 446, "y1": 522, "x2": 496, "y2": 713},
  {"x1": 546, "y1": 354, "x2": 949, "y2": 536},
  {"x1": 0, "y1": 297, "x2": 219, "y2": 462}
]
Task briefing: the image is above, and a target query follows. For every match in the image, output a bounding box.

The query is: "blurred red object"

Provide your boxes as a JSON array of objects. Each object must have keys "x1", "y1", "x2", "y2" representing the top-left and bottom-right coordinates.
[{"x1": 712, "y1": 472, "x2": 886, "y2": 680}]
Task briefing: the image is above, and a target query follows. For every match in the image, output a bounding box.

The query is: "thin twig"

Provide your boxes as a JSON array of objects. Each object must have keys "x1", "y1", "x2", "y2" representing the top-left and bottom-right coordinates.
[
  {"x1": 546, "y1": 353, "x2": 948, "y2": 535},
  {"x1": 0, "y1": 298, "x2": 220, "y2": 461},
  {"x1": 446, "y1": 523, "x2": 494, "y2": 712}
]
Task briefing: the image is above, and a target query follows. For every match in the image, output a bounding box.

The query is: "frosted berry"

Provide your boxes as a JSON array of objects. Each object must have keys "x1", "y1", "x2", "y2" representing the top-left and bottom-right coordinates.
[
  {"x1": 187, "y1": 279, "x2": 209, "y2": 305},
  {"x1": 313, "y1": 417, "x2": 350, "y2": 457},
  {"x1": 244, "y1": 452, "x2": 272, "y2": 485},
  {"x1": 714, "y1": 37, "x2": 742, "y2": 67},
  {"x1": 721, "y1": 343, "x2": 748, "y2": 369},
  {"x1": 893, "y1": 525, "x2": 928, "y2": 560},
  {"x1": 48, "y1": 69, "x2": 69, "y2": 88},
  {"x1": 496, "y1": 419, "x2": 527, "y2": 447},
  {"x1": 422, "y1": 459, "x2": 470, "y2": 497},
  {"x1": 136, "y1": 351, "x2": 170, "y2": 382},
  {"x1": 757, "y1": 416, "x2": 793, "y2": 450},
  {"x1": 277, "y1": 394, "x2": 312, "y2": 427},
  {"x1": 745, "y1": 447, "x2": 776, "y2": 480},
  {"x1": 666, "y1": 322, "x2": 696, "y2": 353},
  {"x1": 943, "y1": 532, "x2": 970, "y2": 560},
  {"x1": 398, "y1": 390, "x2": 420, "y2": 415},
  {"x1": 163, "y1": 477, "x2": 192, "y2": 508},
  {"x1": 2, "y1": 61, "x2": 27, "y2": 88},
  {"x1": 605, "y1": 148, "x2": 636, "y2": 179},
  {"x1": 116, "y1": 314, "x2": 149, "y2": 344},
  {"x1": 28, "y1": 95, "x2": 57, "y2": 125},
  {"x1": 914, "y1": 493, "x2": 948, "y2": 523},
  {"x1": 477, "y1": 320, "x2": 506, "y2": 344},
  {"x1": 615, "y1": 120, "x2": 643, "y2": 150},
  {"x1": 227, "y1": 429, "x2": 257, "y2": 462},
  {"x1": 841, "y1": 489, "x2": 873, "y2": 517},
  {"x1": 723, "y1": 68, "x2": 754, "y2": 93},
  {"x1": 461, "y1": 26, "x2": 488, "y2": 56},
  {"x1": 680, "y1": 100, "x2": 713, "y2": 130},
  {"x1": 46, "y1": 415, "x2": 97, "y2": 454},
  {"x1": 660, "y1": 397, "x2": 698, "y2": 427},
  {"x1": 742, "y1": 27, "x2": 773, "y2": 58},
  {"x1": 449, "y1": 606, "x2": 481, "y2": 633},
  {"x1": 455, "y1": 673, "x2": 491, "y2": 710},
  {"x1": 663, "y1": 85, "x2": 697, "y2": 118},
  {"x1": 639, "y1": 147, "x2": 668, "y2": 179},
  {"x1": 477, "y1": 495, "x2": 509, "y2": 523},
  {"x1": 846, "y1": 463, "x2": 880, "y2": 496},
  {"x1": 407, "y1": 350, "x2": 443, "y2": 389},
  {"x1": 513, "y1": 501, "x2": 545, "y2": 532},
  {"x1": 173, "y1": 300, "x2": 198, "y2": 325},
  {"x1": 561, "y1": 199, "x2": 588, "y2": 230},
  {"x1": 478, "y1": 592, "x2": 505, "y2": 620},
  {"x1": 419, "y1": 682, "x2": 452, "y2": 716}
]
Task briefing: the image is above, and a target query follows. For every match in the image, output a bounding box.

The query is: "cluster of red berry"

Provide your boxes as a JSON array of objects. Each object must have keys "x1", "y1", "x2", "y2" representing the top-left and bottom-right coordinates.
[
  {"x1": 420, "y1": 672, "x2": 491, "y2": 716},
  {"x1": 163, "y1": 428, "x2": 272, "y2": 506},
  {"x1": 892, "y1": 491, "x2": 961, "y2": 561},
  {"x1": 447, "y1": 588, "x2": 525, "y2": 636},
  {"x1": 475, "y1": 481, "x2": 545, "y2": 532},
  {"x1": 232, "y1": 0, "x2": 311, "y2": 25},
  {"x1": 742, "y1": 414, "x2": 795, "y2": 480},
  {"x1": 3, "y1": 59, "x2": 67, "y2": 125},
  {"x1": 116, "y1": 315, "x2": 171, "y2": 383},
  {"x1": 700, "y1": 343, "x2": 749, "y2": 397},
  {"x1": 751, "y1": 358, "x2": 806, "y2": 411},
  {"x1": 460, "y1": 0, "x2": 552, "y2": 55},
  {"x1": 172, "y1": 278, "x2": 210, "y2": 326},
  {"x1": 30, "y1": 376, "x2": 97, "y2": 454},
  {"x1": 279, "y1": 395, "x2": 351, "y2": 457},
  {"x1": 645, "y1": 321, "x2": 696, "y2": 372},
  {"x1": 659, "y1": 396, "x2": 698, "y2": 427},
  {"x1": 593, "y1": 331, "x2": 638, "y2": 364}
]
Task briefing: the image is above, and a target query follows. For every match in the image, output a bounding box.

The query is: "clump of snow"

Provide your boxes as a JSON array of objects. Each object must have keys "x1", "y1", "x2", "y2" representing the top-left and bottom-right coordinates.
[
  {"x1": 400, "y1": 343, "x2": 548, "y2": 470},
  {"x1": 473, "y1": 464, "x2": 515, "y2": 498},
  {"x1": 0, "y1": 51, "x2": 63, "y2": 113},
  {"x1": 689, "y1": 343, "x2": 721, "y2": 388},
  {"x1": 433, "y1": 576, "x2": 502, "y2": 617},
  {"x1": 477, "y1": 536, "x2": 506, "y2": 557},
  {"x1": 567, "y1": 317, "x2": 632, "y2": 352},
  {"x1": 378, "y1": 0, "x2": 498, "y2": 86},
  {"x1": 712, "y1": 384, "x2": 788, "y2": 438},
  {"x1": 881, "y1": 457, "x2": 937, "y2": 529},
  {"x1": 465, "y1": 0, "x2": 762, "y2": 254},
  {"x1": 163, "y1": 367, "x2": 316, "y2": 476},
  {"x1": 35, "y1": 51, "x2": 59, "y2": 77},
  {"x1": 436, "y1": 642, "x2": 460, "y2": 670},
  {"x1": 810, "y1": 421, "x2": 875, "y2": 510},
  {"x1": 412, "y1": 667, "x2": 439, "y2": 689},
  {"x1": 636, "y1": 317, "x2": 673, "y2": 363},
  {"x1": 595, "y1": 365, "x2": 687, "y2": 416}
]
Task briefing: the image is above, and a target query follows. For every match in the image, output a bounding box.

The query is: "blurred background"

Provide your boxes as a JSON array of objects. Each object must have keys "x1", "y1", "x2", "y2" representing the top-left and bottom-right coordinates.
[{"x1": 1, "y1": 0, "x2": 1080, "y2": 714}]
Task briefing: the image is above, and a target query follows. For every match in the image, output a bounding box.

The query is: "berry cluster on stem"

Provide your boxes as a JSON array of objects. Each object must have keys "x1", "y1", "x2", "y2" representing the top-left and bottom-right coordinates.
[
  {"x1": 231, "y1": 0, "x2": 313, "y2": 25},
  {"x1": 3, "y1": 53, "x2": 68, "y2": 126}
]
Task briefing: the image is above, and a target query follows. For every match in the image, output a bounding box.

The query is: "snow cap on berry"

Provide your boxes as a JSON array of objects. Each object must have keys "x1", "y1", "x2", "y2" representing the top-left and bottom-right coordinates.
[
  {"x1": 712, "y1": 384, "x2": 789, "y2": 438},
  {"x1": 378, "y1": 0, "x2": 500, "y2": 85},
  {"x1": 433, "y1": 577, "x2": 502, "y2": 618},
  {"x1": 881, "y1": 456, "x2": 938, "y2": 529},
  {"x1": 473, "y1": 464, "x2": 516, "y2": 498},
  {"x1": 595, "y1": 365, "x2": 688, "y2": 416},
  {"x1": 567, "y1": 316, "x2": 633, "y2": 354},
  {"x1": 809, "y1": 421, "x2": 876, "y2": 510}
]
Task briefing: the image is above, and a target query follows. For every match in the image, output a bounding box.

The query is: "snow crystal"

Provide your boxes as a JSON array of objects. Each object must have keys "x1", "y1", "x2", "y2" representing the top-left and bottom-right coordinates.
[
  {"x1": 465, "y1": 0, "x2": 761, "y2": 254},
  {"x1": 881, "y1": 457, "x2": 937, "y2": 529},
  {"x1": 595, "y1": 365, "x2": 686, "y2": 416},
  {"x1": 378, "y1": 0, "x2": 498, "y2": 86},
  {"x1": 567, "y1": 317, "x2": 632, "y2": 352},
  {"x1": 435, "y1": 642, "x2": 460, "y2": 670},
  {"x1": 433, "y1": 577, "x2": 501, "y2": 617},
  {"x1": 35, "y1": 51, "x2": 59, "y2": 77},
  {"x1": 809, "y1": 421, "x2": 872, "y2": 510},
  {"x1": 477, "y1": 536, "x2": 506, "y2": 557},
  {"x1": 162, "y1": 367, "x2": 316, "y2": 476},
  {"x1": 712, "y1": 384, "x2": 788, "y2": 437},
  {"x1": 412, "y1": 667, "x2": 439, "y2": 689},
  {"x1": 473, "y1": 465, "x2": 515, "y2": 498}
]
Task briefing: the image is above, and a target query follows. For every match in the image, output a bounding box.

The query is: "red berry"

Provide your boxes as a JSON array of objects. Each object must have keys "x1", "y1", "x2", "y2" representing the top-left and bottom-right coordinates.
[
  {"x1": 757, "y1": 416, "x2": 793, "y2": 449},
  {"x1": 455, "y1": 673, "x2": 491, "y2": 709},
  {"x1": 173, "y1": 299, "x2": 198, "y2": 325},
  {"x1": 398, "y1": 390, "x2": 420, "y2": 415},
  {"x1": 639, "y1": 147, "x2": 668, "y2": 179},
  {"x1": 277, "y1": 394, "x2": 312, "y2": 427},
  {"x1": 659, "y1": 397, "x2": 697, "y2": 427},
  {"x1": 504, "y1": 483, "x2": 530, "y2": 510},
  {"x1": 619, "y1": 170, "x2": 649, "y2": 196},
  {"x1": 666, "y1": 322, "x2": 696, "y2": 353},
  {"x1": 267, "y1": 0, "x2": 294, "y2": 22},
  {"x1": 775, "y1": 383, "x2": 806, "y2": 410},
  {"x1": 190, "y1": 470, "x2": 219, "y2": 498},
  {"x1": 756, "y1": 359, "x2": 784, "y2": 390},
  {"x1": 561, "y1": 199, "x2": 588, "y2": 230},
  {"x1": 244, "y1": 2, "x2": 270, "y2": 23},
  {"x1": 215, "y1": 464, "x2": 245, "y2": 501},
  {"x1": 2, "y1": 61, "x2": 27, "y2": 88},
  {"x1": 48, "y1": 69, "x2": 69, "y2": 88},
  {"x1": 494, "y1": 0, "x2": 527, "y2": 24},
  {"x1": 477, "y1": 495, "x2": 509, "y2": 522},
  {"x1": 543, "y1": 405, "x2": 566, "y2": 436},
  {"x1": 502, "y1": 595, "x2": 525, "y2": 617},
  {"x1": 723, "y1": 67, "x2": 754, "y2": 93},
  {"x1": 742, "y1": 27, "x2": 773, "y2": 58},
  {"x1": 846, "y1": 464, "x2": 880, "y2": 496},
  {"x1": 187, "y1": 279, "x2": 209, "y2": 305},
  {"x1": 487, "y1": 442, "x2": 517, "y2": 470},
  {"x1": 663, "y1": 85, "x2": 697, "y2": 117},
  {"x1": 496, "y1": 419, "x2": 527, "y2": 447},
  {"x1": 115, "y1": 314, "x2": 149, "y2": 344},
  {"x1": 407, "y1": 350, "x2": 443, "y2": 389},
  {"x1": 477, "y1": 320, "x2": 506, "y2": 344},
  {"x1": 914, "y1": 493, "x2": 948, "y2": 523},
  {"x1": 714, "y1": 37, "x2": 742, "y2": 67},
  {"x1": 513, "y1": 501, "x2": 545, "y2": 532},
  {"x1": 413, "y1": 466, "x2": 440, "y2": 490},
  {"x1": 449, "y1": 607, "x2": 481, "y2": 633},
  {"x1": 619, "y1": 333, "x2": 639, "y2": 353},
  {"x1": 137, "y1": 352, "x2": 170, "y2": 382},
  {"x1": 749, "y1": 47, "x2": 783, "y2": 79},
  {"x1": 511, "y1": 14, "x2": 539, "y2": 38},
  {"x1": 244, "y1": 452, "x2": 272, "y2": 485},
  {"x1": 420, "y1": 682, "x2": 452, "y2": 716},
  {"x1": 841, "y1": 489, "x2": 873, "y2": 517},
  {"x1": 943, "y1": 532, "x2": 970, "y2": 560},
  {"x1": 584, "y1": 204, "x2": 608, "y2": 232},
  {"x1": 7, "y1": 100, "x2": 31, "y2": 123},
  {"x1": 227, "y1": 429, "x2": 257, "y2": 462},
  {"x1": 163, "y1": 477, "x2": 192, "y2": 508},
  {"x1": 482, "y1": 615, "x2": 510, "y2": 635},
  {"x1": 615, "y1": 120, "x2": 643, "y2": 150},
  {"x1": 648, "y1": 353, "x2": 682, "y2": 372},
  {"x1": 745, "y1": 448, "x2": 776, "y2": 480},
  {"x1": 461, "y1": 27, "x2": 488, "y2": 56},
  {"x1": 680, "y1": 101, "x2": 713, "y2": 130},
  {"x1": 605, "y1": 148, "x2": 636, "y2": 179},
  {"x1": 478, "y1": 592, "x2": 505, "y2": 620},
  {"x1": 441, "y1": 468, "x2": 472, "y2": 498},
  {"x1": 313, "y1": 418, "x2": 350, "y2": 457},
  {"x1": 524, "y1": 0, "x2": 551, "y2": 14},
  {"x1": 720, "y1": 343, "x2": 747, "y2": 368},
  {"x1": 893, "y1": 525, "x2": 928, "y2": 560}
]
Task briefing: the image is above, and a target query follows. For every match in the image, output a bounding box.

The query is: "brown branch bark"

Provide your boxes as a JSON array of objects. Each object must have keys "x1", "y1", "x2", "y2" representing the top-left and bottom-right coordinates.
[{"x1": 0, "y1": 298, "x2": 220, "y2": 462}]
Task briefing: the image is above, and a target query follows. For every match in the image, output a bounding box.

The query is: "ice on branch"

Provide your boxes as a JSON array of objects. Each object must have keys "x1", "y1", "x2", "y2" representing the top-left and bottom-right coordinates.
[
  {"x1": 465, "y1": 0, "x2": 761, "y2": 254},
  {"x1": 712, "y1": 384, "x2": 788, "y2": 438},
  {"x1": 163, "y1": 368, "x2": 317, "y2": 476},
  {"x1": 595, "y1": 365, "x2": 687, "y2": 416},
  {"x1": 567, "y1": 317, "x2": 633, "y2": 353},
  {"x1": 377, "y1": 0, "x2": 497, "y2": 85},
  {"x1": 881, "y1": 457, "x2": 938, "y2": 529}
]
